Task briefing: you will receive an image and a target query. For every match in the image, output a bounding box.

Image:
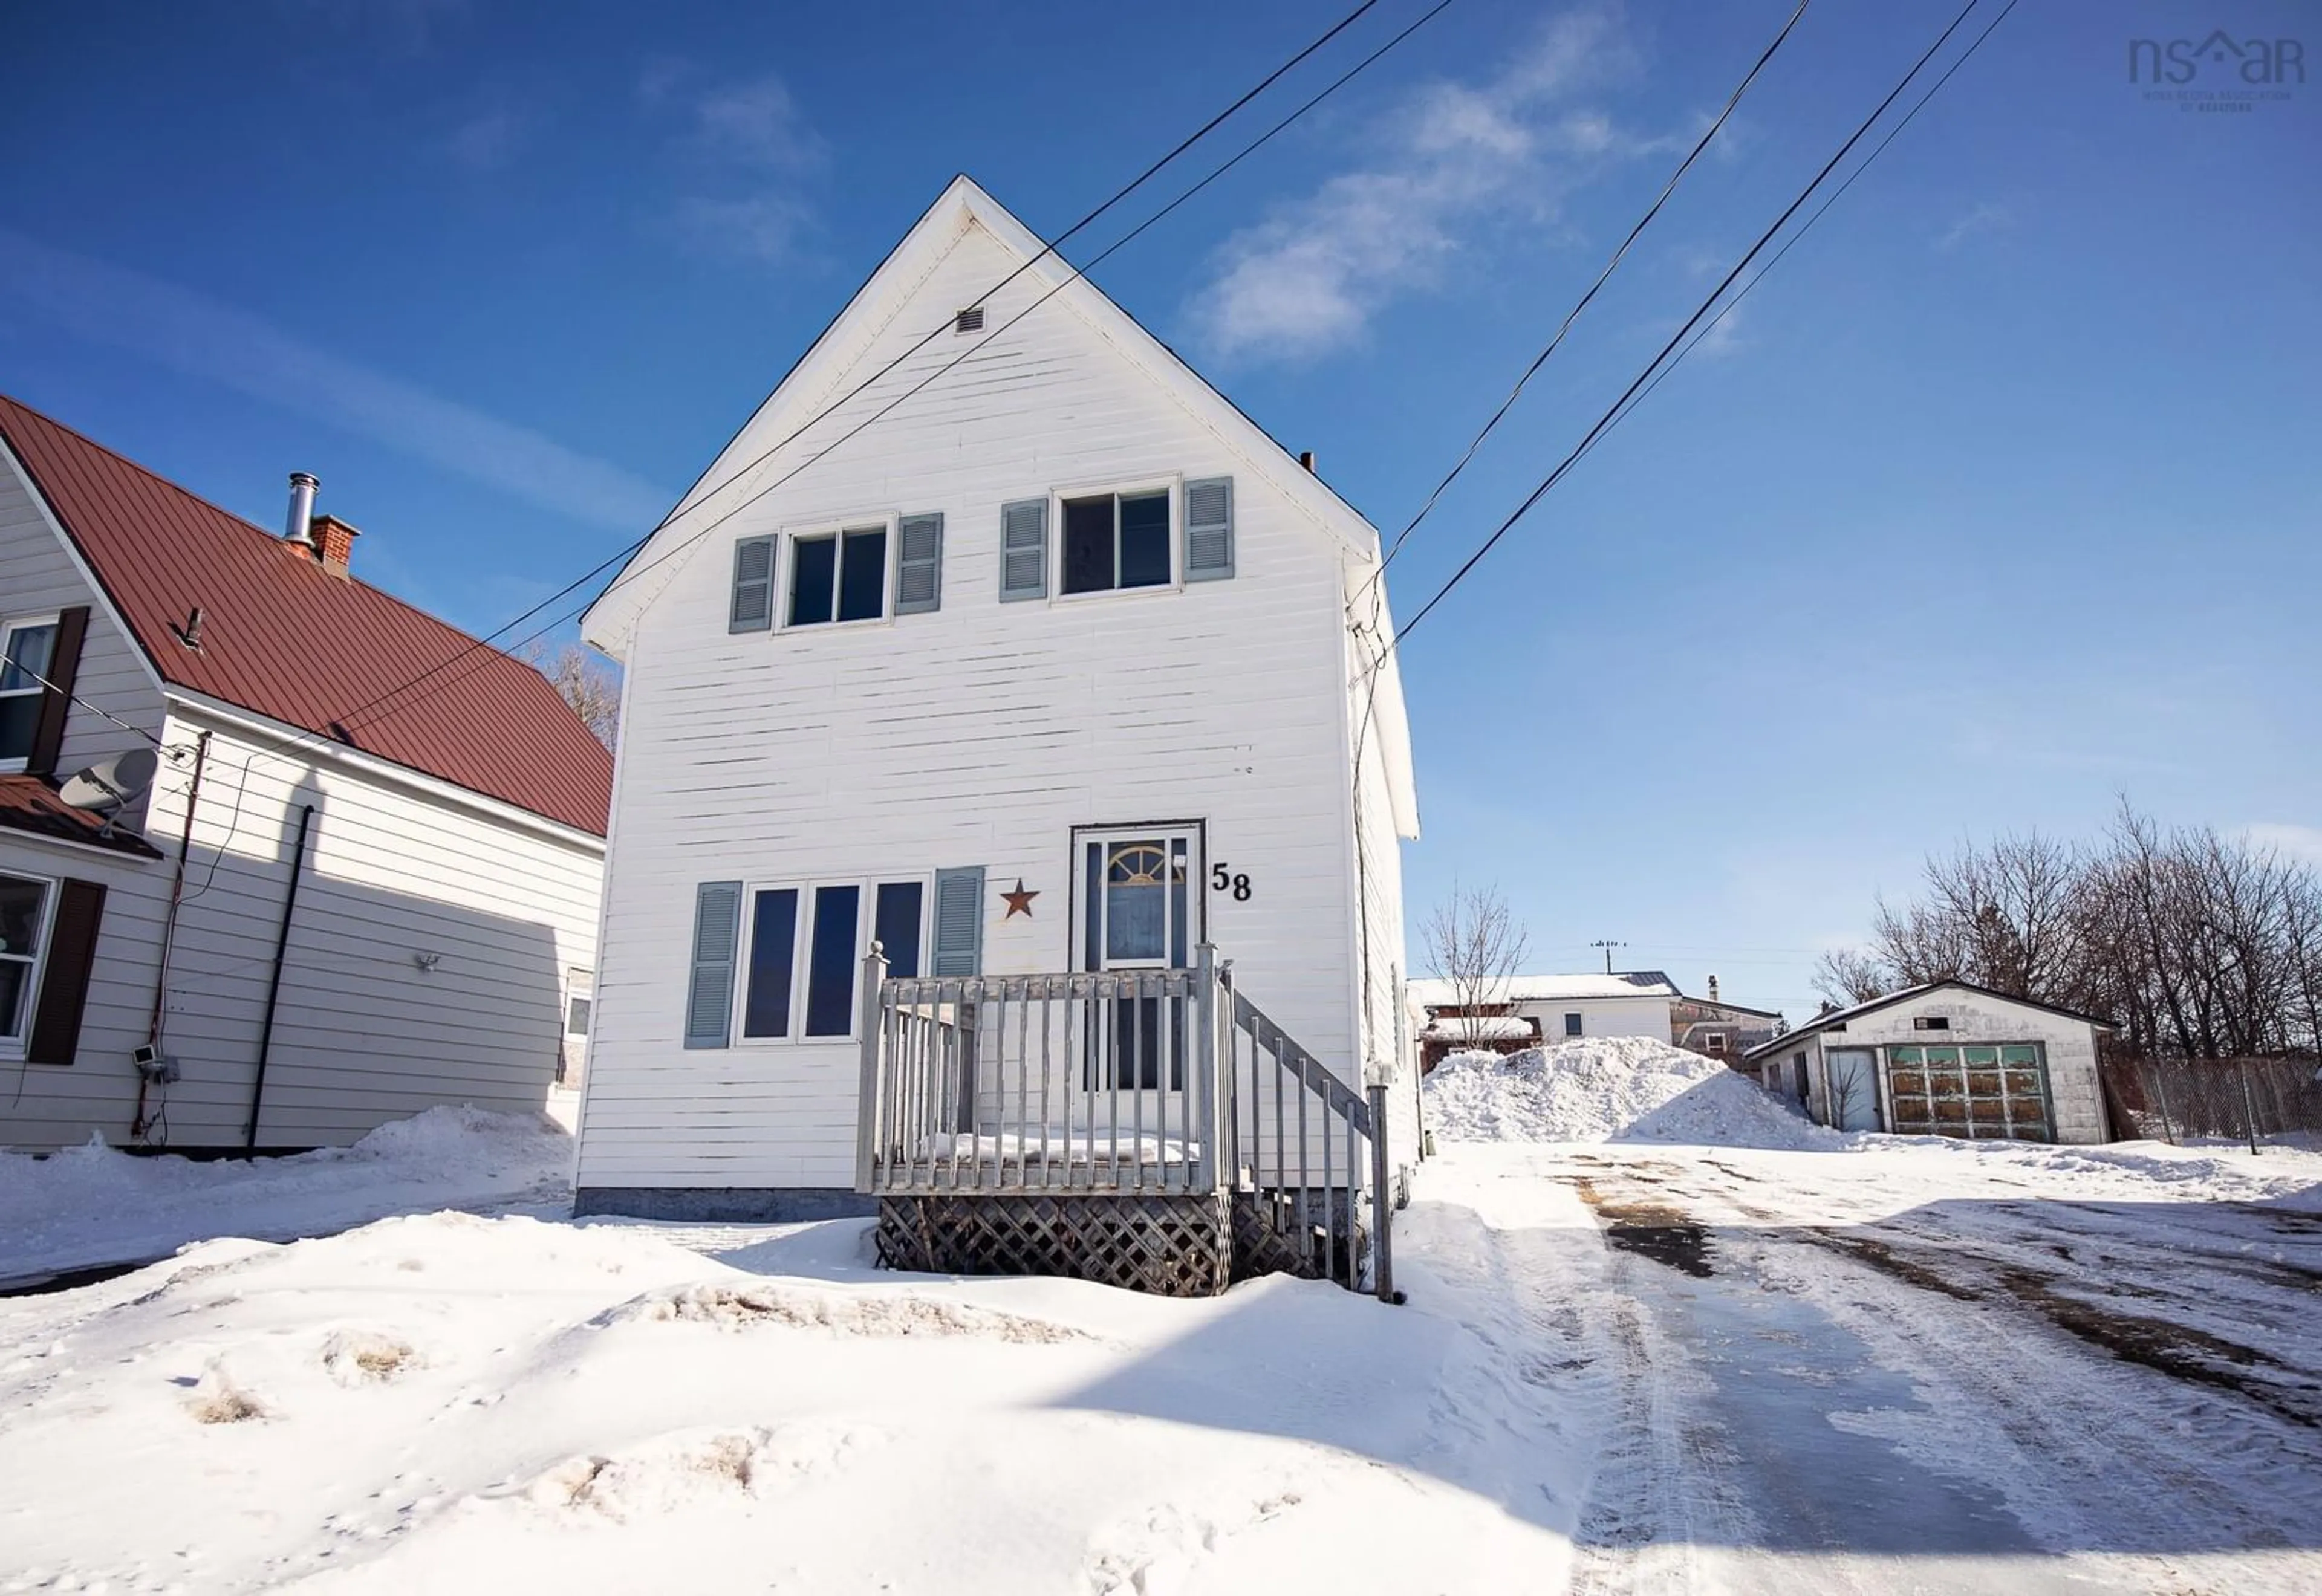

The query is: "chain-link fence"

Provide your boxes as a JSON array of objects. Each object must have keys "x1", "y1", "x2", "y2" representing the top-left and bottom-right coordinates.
[{"x1": 2101, "y1": 1054, "x2": 2322, "y2": 1144}]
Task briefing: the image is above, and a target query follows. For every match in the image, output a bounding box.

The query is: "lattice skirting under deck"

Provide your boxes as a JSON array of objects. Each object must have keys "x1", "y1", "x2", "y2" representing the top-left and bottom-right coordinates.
[{"x1": 876, "y1": 1191, "x2": 1234, "y2": 1297}]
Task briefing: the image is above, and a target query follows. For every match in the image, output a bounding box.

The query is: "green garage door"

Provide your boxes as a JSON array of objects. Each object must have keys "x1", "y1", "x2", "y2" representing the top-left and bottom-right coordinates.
[{"x1": 1885, "y1": 1044, "x2": 2052, "y2": 1141}]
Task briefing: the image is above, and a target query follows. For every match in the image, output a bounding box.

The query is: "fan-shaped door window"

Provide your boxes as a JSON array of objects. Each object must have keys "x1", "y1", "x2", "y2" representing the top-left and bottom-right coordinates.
[{"x1": 1076, "y1": 827, "x2": 1201, "y2": 1091}]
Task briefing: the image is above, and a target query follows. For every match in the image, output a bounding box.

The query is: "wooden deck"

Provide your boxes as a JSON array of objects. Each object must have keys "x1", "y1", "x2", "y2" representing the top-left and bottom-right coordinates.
[{"x1": 854, "y1": 947, "x2": 1398, "y2": 1299}]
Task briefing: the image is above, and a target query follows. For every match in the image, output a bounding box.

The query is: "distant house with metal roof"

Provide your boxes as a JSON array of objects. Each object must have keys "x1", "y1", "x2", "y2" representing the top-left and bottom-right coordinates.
[
  {"x1": 1411, "y1": 970, "x2": 1781, "y2": 1071},
  {"x1": 0, "y1": 394, "x2": 610, "y2": 1153}
]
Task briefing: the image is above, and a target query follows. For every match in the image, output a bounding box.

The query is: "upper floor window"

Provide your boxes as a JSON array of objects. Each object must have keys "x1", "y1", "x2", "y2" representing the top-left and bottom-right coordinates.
[
  {"x1": 0, "y1": 618, "x2": 60, "y2": 769},
  {"x1": 1062, "y1": 490, "x2": 1171, "y2": 595},
  {"x1": 789, "y1": 526, "x2": 889, "y2": 626}
]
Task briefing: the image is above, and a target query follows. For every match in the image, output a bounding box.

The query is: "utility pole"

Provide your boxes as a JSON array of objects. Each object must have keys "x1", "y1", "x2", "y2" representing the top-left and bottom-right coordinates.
[{"x1": 1590, "y1": 939, "x2": 1625, "y2": 975}]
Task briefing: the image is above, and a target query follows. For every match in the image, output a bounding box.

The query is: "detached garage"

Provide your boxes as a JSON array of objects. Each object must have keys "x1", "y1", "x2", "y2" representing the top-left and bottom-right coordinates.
[{"x1": 1743, "y1": 982, "x2": 2113, "y2": 1144}]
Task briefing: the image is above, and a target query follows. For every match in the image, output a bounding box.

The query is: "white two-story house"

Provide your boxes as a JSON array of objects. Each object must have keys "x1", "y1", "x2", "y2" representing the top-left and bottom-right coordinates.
[{"x1": 574, "y1": 178, "x2": 1422, "y2": 1292}]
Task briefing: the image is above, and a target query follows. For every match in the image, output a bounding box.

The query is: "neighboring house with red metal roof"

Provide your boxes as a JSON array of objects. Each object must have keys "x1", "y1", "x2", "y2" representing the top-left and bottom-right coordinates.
[{"x1": 0, "y1": 393, "x2": 611, "y2": 1153}]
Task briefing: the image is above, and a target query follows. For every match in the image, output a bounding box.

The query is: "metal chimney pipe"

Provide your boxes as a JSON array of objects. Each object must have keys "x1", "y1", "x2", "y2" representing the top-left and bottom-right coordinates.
[{"x1": 285, "y1": 472, "x2": 319, "y2": 547}]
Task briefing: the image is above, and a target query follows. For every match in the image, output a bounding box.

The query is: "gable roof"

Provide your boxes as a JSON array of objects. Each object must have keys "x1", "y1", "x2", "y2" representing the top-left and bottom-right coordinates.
[
  {"x1": 581, "y1": 175, "x2": 1390, "y2": 655},
  {"x1": 0, "y1": 394, "x2": 612, "y2": 837},
  {"x1": 1741, "y1": 980, "x2": 2115, "y2": 1062}
]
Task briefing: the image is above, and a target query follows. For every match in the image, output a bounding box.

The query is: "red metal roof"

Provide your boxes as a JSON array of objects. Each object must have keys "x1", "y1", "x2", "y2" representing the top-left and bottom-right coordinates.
[{"x1": 0, "y1": 395, "x2": 611, "y2": 837}]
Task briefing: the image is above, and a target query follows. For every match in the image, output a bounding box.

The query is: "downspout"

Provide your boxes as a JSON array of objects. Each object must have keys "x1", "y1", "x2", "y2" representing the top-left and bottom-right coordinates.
[
  {"x1": 133, "y1": 729, "x2": 210, "y2": 1141},
  {"x1": 245, "y1": 802, "x2": 314, "y2": 1149}
]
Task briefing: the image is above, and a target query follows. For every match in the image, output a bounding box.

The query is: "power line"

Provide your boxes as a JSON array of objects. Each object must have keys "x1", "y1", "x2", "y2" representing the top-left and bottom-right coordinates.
[
  {"x1": 1354, "y1": 0, "x2": 1812, "y2": 609},
  {"x1": 318, "y1": 0, "x2": 1399, "y2": 741},
  {"x1": 1343, "y1": 0, "x2": 1818, "y2": 950},
  {"x1": 1598, "y1": 0, "x2": 2021, "y2": 447},
  {"x1": 1393, "y1": 0, "x2": 1998, "y2": 646},
  {"x1": 341, "y1": 0, "x2": 1459, "y2": 736}
]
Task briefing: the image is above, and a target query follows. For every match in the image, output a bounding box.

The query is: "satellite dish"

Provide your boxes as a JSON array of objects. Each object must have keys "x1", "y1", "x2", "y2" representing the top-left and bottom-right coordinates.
[{"x1": 59, "y1": 748, "x2": 160, "y2": 820}]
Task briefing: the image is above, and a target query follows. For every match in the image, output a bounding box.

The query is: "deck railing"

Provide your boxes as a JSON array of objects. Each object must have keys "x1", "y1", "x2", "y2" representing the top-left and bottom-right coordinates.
[{"x1": 855, "y1": 942, "x2": 1396, "y2": 1299}]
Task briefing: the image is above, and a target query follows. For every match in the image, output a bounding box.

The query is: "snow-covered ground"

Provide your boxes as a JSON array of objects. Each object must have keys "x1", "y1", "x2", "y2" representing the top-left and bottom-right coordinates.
[
  {"x1": 1424, "y1": 1037, "x2": 1838, "y2": 1149},
  {"x1": 0, "y1": 1107, "x2": 572, "y2": 1289},
  {"x1": 3, "y1": 1057, "x2": 2320, "y2": 1592}
]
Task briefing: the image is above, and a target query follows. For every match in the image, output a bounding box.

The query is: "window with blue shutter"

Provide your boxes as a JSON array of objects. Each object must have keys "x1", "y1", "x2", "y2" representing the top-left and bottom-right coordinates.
[
  {"x1": 930, "y1": 866, "x2": 986, "y2": 976},
  {"x1": 729, "y1": 537, "x2": 775, "y2": 632},
  {"x1": 1183, "y1": 476, "x2": 1234, "y2": 582},
  {"x1": 895, "y1": 513, "x2": 944, "y2": 614},
  {"x1": 999, "y1": 500, "x2": 1047, "y2": 602},
  {"x1": 741, "y1": 889, "x2": 800, "y2": 1039},
  {"x1": 685, "y1": 881, "x2": 744, "y2": 1048}
]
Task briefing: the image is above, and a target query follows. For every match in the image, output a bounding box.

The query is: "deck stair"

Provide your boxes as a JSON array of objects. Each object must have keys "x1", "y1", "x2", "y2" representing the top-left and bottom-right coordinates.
[{"x1": 856, "y1": 945, "x2": 1397, "y2": 1300}]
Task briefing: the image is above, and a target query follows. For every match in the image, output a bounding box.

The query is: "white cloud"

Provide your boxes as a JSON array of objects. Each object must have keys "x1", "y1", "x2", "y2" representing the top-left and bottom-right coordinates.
[
  {"x1": 689, "y1": 74, "x2": 825, "y2": 172},
  {"x1": 2241, "y1": 823, "x2": 2322, "y2": 866},
  {"x1": 675, "y1": 193, "x2": 816, "y2": 265},
  {"x1": 1690, "y1": 303, "x2": 1747, "y2": 359},
  {"x1": 0, "y1": 228, "x2": 672, "y2": 532},
  {"x1": 441, "y1": 105, "x2": 530, "y2": 172},
  {"x1": 1938, "y1": 201, "x2": 2010, "y2": 252},
  {"x1": 641, "y1": 65, "x2": 824, "y2": 265},
  {"x1": 1190, "y1": 7, "x2": 1670, "y2": 363}
]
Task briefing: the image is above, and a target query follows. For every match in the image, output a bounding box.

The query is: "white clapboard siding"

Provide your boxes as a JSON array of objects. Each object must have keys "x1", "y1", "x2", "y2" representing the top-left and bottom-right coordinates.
[
  {"x1": 0, "y1": 461, "x2": 166, "y2": 791},
  {"x1": 1, "y1": 461, "x2": 179, "y2": 1145},
  {"x1": 0, "y1": 692, "x2": 604, "y2": 1149},
  {"x1": 577, "y1": 206, "x2": 1414, "y2": 1192}
]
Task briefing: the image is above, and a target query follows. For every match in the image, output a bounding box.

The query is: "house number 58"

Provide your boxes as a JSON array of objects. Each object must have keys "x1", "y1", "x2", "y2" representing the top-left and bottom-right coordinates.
[{"x1": 1211, "y1": 864, "x2": 1252, "y2": 901}]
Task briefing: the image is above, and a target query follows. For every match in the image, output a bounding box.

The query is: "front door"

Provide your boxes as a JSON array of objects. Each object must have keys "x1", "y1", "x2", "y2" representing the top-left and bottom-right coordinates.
[
  {"x1": 1825, "y1": 1048, "x2": 1882, "y2": 1132},
  {"x1": 1073, "y1": 826, "x2": 1202, "y2": 1091}
]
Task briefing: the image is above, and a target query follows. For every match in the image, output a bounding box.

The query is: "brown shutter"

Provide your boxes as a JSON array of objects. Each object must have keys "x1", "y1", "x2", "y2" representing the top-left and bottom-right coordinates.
[
  {"x1": 27, "y1": 878, "x2": 105, "y2": 1065},
  {"x1": 27, "y1": 605, "x2": 89, "y2": 778}
]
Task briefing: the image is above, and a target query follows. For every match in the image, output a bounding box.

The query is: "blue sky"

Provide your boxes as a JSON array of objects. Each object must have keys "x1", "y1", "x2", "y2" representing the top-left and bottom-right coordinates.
[{"x1": 4, "y1": 1, "x2": 2317, "y2": 1019}]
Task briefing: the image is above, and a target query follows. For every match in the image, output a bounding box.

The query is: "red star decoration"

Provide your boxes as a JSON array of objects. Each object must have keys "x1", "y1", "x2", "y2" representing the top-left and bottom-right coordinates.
[{"x1": 1002, "y1": 878, "x2": 1039, "y2": 918}]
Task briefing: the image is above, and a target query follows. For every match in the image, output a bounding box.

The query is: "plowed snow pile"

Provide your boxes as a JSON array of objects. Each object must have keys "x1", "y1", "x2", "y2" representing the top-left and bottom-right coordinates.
[{"x1": 1424, "y1": 1037, "x2": 1834, "y2": 1149}]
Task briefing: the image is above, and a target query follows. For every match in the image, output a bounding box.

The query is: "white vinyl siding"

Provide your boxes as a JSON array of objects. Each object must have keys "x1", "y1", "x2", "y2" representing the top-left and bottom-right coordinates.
[
  {"x1": 0, "y1": 702, "x2": 605, "y2": 1149},
  {"x1": 576, "y1": 218, "x2": 1392, "y2": 1192},
  {"x1": 0, "y1": 457, "x2": 166, "y2": 795}
]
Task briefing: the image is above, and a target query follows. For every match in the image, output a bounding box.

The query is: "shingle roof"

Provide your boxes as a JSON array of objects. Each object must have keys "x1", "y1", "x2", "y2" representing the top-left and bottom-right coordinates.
[{"x1": 0, "y1": 395, "x2": 611, "y2": 837}]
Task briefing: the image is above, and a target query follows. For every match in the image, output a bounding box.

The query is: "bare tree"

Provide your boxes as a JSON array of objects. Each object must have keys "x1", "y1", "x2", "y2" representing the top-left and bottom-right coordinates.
[
  {"x1": 1811, "y1": 947, "x2": 1891, "y2": 1008},
  {"x1": 1422, "y1": 882, "x2": 1530, "y2": 1051},
  {"x1": 528, "y1": 641, "x2": 621, "y2": 751},
  {"x1": 1818, "y1": 802, "x2": 2322, "y2": 1075}
]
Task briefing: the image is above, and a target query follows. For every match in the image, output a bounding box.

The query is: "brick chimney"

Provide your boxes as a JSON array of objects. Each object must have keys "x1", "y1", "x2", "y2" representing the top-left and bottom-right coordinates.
[
  {"x1": 308, "y1": 514, "x2": 361, "y2": 576},
  {"x1": 1708, "y1": 974, "x2": 1720, "y2": 1004}
]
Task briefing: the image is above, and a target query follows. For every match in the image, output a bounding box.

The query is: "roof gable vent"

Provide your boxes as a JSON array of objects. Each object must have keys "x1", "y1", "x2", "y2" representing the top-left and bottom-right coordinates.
[{"x1": 954, "y1": 306, "x2": 985, "y2": 334}]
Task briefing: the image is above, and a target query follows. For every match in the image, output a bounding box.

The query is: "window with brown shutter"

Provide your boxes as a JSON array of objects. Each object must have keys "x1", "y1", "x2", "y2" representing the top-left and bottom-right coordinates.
[
  {"x1": 2, "y1": 875, "x2": 105, "y2": 1064},
  {"x1": 27, "y1": 606, "x2": 89, "y2": 777}
]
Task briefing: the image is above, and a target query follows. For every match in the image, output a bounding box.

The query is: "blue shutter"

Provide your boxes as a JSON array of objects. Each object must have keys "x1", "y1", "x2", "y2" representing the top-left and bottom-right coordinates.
[
  {"x1": 1183, "y1": 476, "x2": 1234, "y2": 582},
  {"x1": 895, "y1": 513, "x2": 945, "y2": 615},
  {"x1": 684, "y1": 881, "x2": 743, "y2": 1048},
  {"x1": 729, "y1": 537, "x2": 776, "y2": 632},
  {"x1": 999, "y1": 499, "x2": 1047, "y2": 602},
  {"x1": 930, "y1": 866, "x2": 986, "y2": 976}
]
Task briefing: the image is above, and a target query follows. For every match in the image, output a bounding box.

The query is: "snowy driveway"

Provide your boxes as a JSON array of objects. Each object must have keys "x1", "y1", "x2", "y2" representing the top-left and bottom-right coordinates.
[
  {"x1": 2, "y1": 1114, "x2": 2318, "y2": 1592},
  {"x1": 1408, "y1": 1138, "x2": 2322, "y2": 1594}
]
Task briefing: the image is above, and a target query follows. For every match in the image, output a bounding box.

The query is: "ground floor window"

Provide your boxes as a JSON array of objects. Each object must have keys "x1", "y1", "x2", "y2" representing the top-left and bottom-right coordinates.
[
  {"x1": 1885, "y1": 1043, "x2": 2051, "y2": 1141},
  {"x1": 741, "y1": 878, "x2": 924, "y2": 1042},
  {"x1": 0, "y1": 871, "x2": 55, "y2": 1045}
]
